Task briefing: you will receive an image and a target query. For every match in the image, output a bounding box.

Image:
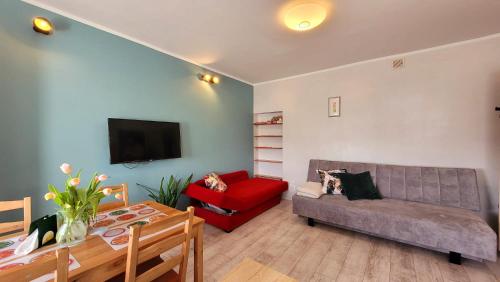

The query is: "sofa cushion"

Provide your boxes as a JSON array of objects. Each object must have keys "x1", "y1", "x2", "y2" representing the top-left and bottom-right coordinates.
[
  {"x1": 222, "y1": 178, "x2": 288, "y2": 211},
  {"x1": 317, "y1": 169, "x2": 346, "y2": 195},
  {"x1": 296, "y1": 182, "x2": 323, "y2": 198},
  {"x1": 292, "y1": 194, "x2": 497, "y2": 261},
  {"x1": 204, "y1": 173, "x2": 228, "y2": 192},
  {"x1": 338, "y1": 171, "x2": 382, "y2": 200}
]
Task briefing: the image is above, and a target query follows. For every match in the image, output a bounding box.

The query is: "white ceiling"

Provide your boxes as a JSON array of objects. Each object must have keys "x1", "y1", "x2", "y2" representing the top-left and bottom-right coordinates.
[{"x1": 24, "y1": 0, "x2": 500, "y2": 84}]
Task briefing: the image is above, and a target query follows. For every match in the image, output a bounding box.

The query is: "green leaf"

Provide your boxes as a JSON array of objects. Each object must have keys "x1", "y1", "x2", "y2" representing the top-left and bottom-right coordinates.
[
  {"x1": 159, "y1": 177, "x2": 164, "y2": 191},
  {"x1": 87, "y1": 172, "x2": 98, "y2": 194},
  {"x1": 77, "y1": 188, "x2": 87, "y2": 204},
  {"x1": 167, "y1": 175, "x2": 175, "y2": 191},
  {"x1": 59, "y1": 191, "x2": 69, "y2": 204},
  {"x1": 183, "y1": 174, "x2": 193, "y2": 190},
  {"x1": 68, "y1": 186, "x2": 78, "y2": 205},
  {"x1": 149, "y1": 193, "x2": 160, "y2": 202},
  {"x1": 48, "y1": 184, "x2": 61, "y2": 197},
  {"x1": 137, "y1": 183, "x2": 162, "y2": 203},
  {"x1": 48, "y1": 184, "x2": 64, "y2": 207}
]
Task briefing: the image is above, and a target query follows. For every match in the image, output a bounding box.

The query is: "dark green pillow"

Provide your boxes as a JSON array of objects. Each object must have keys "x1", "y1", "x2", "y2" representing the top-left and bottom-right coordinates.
[{"x1": 337, "y1": 171, "x2": 382, "y2": 200}]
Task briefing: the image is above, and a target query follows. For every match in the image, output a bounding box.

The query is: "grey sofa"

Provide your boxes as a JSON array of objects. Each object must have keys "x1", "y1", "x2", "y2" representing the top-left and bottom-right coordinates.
[{"x1": 292, "y1": 159, "x2": 497, "y2": 263}]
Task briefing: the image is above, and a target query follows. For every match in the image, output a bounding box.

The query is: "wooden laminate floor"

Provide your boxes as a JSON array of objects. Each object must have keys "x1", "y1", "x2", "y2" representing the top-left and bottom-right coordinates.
[{"x1": 178, "y1": 200, "x2": 499, "y2": 282}]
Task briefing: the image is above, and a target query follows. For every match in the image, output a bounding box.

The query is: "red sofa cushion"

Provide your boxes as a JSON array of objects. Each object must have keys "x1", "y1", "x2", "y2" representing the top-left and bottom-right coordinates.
[
  {"x1": 185, "y1": 171, "x2": 288, "y2": 212},
  {"x1": 221, "y1": 178, "x2": 287, "y2": 211}
]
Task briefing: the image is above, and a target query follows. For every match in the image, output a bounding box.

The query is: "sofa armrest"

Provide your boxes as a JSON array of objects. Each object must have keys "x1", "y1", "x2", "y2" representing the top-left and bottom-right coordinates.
[{"x1": 184, "y1": 183, "x2": 226, "y2": 207}]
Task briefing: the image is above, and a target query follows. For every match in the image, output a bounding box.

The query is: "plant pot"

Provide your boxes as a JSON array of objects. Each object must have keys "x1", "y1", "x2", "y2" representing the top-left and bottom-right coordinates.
[{"x1": 56, "y1": 218, "x2": 88, "y2": 245}]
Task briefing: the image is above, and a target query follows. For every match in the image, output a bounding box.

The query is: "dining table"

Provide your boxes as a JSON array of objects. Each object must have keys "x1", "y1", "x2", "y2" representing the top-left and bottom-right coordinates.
[{"x1": 0, "y1": 201, "x2": 205, "y2": 282}]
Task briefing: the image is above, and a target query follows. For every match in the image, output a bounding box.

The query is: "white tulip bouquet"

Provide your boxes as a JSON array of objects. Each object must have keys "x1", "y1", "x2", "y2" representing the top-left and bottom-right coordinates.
[{"x1": 45, "y1": 163, "x2": 113, "y2": 243}]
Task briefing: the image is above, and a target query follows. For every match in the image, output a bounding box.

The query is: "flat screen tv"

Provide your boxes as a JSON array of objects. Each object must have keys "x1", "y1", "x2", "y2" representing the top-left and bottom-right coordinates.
[{"x1": 108, "y1": 118, "x2": 181, "y2": 164}]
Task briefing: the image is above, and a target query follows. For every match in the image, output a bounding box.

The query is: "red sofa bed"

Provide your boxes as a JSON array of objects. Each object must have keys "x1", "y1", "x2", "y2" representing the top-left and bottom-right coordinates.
[{"x1": 184, "y1": 170, "x2": 288, "y2": 232}]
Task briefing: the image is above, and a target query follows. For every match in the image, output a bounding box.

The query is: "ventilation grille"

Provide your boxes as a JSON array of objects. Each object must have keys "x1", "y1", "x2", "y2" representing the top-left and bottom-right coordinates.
[{"x1": 392, "y1": 58, "x2": 405, "y2": 69}]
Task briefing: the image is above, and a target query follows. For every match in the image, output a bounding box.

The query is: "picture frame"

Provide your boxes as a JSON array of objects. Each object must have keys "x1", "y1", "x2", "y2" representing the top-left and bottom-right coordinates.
[{"x1": 328, "y1": 96, "x2": 341, "y2": 117}]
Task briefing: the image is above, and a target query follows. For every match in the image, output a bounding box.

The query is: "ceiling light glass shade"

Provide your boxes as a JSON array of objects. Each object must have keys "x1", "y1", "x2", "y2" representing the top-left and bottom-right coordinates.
[
  {"x1": 284, "y1": 3, "x2": 327, "y2": 31},
  {"x1": 33, "y1": 17, "x2": 54, "y2": 35}
]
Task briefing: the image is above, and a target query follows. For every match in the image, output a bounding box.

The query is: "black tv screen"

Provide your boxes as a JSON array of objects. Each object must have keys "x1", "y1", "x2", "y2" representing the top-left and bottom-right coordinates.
[{"x1": 108, "y1": 118, "x2": 181, "y2": 164}]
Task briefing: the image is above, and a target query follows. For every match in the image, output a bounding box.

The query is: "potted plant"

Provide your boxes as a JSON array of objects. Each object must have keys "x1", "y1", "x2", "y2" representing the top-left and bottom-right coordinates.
[
  {"x1": 44, "y1": 163, "x2": 114, "y2": 244},
  {"x1": 137, "y1": 174, "x2": 193, "y2": 209}
]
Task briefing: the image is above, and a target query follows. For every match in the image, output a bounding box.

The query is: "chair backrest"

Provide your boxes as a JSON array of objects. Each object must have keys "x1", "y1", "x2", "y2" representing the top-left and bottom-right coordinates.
[
  {"x1": 307, "y1": 159, "x2": 481, "y2": 211},
  {"x1": 98, "y1": 183, "x2": 129, "y2": 212},
  {"x1": 0, "y1": 247, "x2": 69, "y2": 282},
  {"x1": 0, "y1": 197, "x2": 31, "y2": 236},
  {"x1": 125, "y1": 207, "x2": 194, "y2": 282}
]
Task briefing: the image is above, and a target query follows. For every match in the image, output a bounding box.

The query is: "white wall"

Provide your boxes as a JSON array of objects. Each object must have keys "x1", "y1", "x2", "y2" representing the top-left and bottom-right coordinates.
[{"x1": 254, "y1": 35, "x2": 500, "y2": 227}]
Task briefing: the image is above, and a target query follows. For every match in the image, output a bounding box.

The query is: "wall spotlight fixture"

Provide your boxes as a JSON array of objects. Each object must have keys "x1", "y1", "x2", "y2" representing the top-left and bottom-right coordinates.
[
  {"x1": 32, "y1": 17, "x2": 54, "y2": 35},
  {"x1": 198, "y1": 73, "x2": 219, "y2": 84}
]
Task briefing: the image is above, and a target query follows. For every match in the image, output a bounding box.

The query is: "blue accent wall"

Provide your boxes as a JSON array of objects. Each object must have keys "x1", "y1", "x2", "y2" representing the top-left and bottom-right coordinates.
[{"x1": 0, "y1": 1, "x2": 253, "y2": 218}]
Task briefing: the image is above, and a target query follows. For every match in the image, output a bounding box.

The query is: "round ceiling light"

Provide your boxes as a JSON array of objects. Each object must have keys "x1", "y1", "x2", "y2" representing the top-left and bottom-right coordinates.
[
  {"x1": 284, "y1": 2, "x2": 327, "y2": 31},
  {"x1": 298, "y1": 21, "x2": 311, "y2": 29},
  {"x1": 32, "y1": 17, "x2": 54, "y2": 35}
]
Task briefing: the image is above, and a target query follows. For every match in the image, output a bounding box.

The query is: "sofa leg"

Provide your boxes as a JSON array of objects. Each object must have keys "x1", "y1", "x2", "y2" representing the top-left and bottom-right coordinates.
[
  {"x1": 225, "y1": 229, "x2": 233, "y2": 233},
  {"x1": 307, "y1": 218, "x2": 315, "y2": 227},
  {"x1": 449, "y1": 252, "x2": 462, "y2": 265}
]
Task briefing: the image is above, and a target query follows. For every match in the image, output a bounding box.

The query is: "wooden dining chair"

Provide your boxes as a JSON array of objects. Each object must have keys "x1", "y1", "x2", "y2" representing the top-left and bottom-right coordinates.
[
  {"x1": 0, "y1": 247, "x2": 69, "y2": 282},
  {"x1": 0, "y1": 197, "x2": 31, "y2": 236},
  {"x1": 124, "y1": 206, "x2": 194, "y2": 282},
  {"x1": 98, "y1": 183, "x2": 129, "y2": 212}
]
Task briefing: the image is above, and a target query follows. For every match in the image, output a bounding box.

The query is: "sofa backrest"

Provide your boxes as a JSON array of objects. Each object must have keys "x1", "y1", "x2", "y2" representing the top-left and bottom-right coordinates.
[
  {"x1": 219, "y1": 170, "x2": 249, "y2": 185},
  {"x1": 193, "y1": 170, "x2": 249, "y2": 187},
  {"x1": 307, "y1": 159, "x2": 480, "y2": 211}
]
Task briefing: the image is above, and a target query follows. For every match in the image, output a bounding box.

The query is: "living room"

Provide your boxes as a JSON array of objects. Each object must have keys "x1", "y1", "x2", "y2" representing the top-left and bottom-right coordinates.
[{"x1": 1, "y1": 0, "x2": 499, "y2": 281}]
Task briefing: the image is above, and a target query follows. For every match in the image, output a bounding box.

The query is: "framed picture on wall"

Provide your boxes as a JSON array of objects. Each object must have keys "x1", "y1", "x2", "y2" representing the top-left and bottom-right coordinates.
[{"x1": 328, "y1": 97, "x2": 341, "y2": 117}]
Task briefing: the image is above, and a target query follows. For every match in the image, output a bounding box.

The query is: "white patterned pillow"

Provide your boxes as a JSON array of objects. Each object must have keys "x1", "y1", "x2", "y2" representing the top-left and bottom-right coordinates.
[
  {"x1": 316, "y1": 169, "x2": 347, "y2": 195},
  {"x1": 204, "y1": 173, "x2": 228, "y2": 192}
]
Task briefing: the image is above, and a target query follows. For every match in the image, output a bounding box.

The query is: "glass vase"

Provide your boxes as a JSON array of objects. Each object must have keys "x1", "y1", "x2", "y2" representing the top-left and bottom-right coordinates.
[{"x1": 56, "y1": 216, "x2": 88, "y2": 245}]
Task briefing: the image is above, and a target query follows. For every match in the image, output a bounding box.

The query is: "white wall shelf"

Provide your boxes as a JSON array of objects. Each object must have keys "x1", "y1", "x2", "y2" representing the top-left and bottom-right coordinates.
[{"x1": 253, "y1": 111, "x2": 283, "y2": 181}]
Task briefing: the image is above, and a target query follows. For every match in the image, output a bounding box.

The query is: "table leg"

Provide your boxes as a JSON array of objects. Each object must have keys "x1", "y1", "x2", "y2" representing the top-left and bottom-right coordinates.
[{"x1": 194, "y1": 225, "x2": 204, "y2": 282}]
